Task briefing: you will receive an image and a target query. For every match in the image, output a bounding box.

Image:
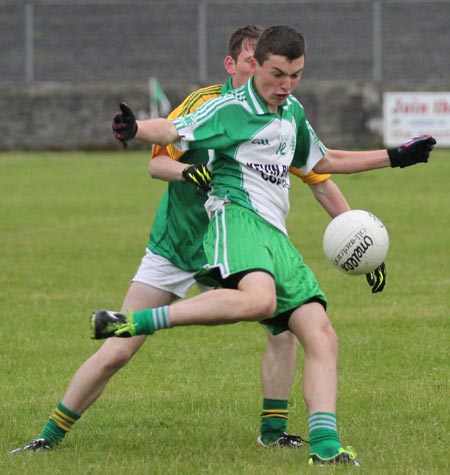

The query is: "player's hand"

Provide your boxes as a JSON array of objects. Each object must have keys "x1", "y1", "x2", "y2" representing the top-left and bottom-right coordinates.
[
  {"x1": 366, "y1": 262, "x2": 386, "y2": 293},
  {"x1": 112, "y1": 102, "x2": 138, "y2": 149},
  {"x1": 182, "y1": 163, "x2": 211, "y2": 192},
  {"x1": 388, "y1": 135, "x2": 436, "y2": 168}
]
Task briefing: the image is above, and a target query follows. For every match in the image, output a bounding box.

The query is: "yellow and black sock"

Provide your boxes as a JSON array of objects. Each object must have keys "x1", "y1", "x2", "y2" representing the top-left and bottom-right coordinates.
[
  {"x1": 260, "y1": 398, "x2": 289, "y2": 444},
  {"x1": 39, "y1": 402, "x2": 81, "y2": 447}
]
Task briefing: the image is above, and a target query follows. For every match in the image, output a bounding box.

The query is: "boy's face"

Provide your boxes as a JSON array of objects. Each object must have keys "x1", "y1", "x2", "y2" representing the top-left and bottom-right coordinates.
[
  {"x1": 253, "y1": 54, "x2": 304, "y2": 112},
  {"x1": 225, "y1": 38, "x2": 257, "y2": 88}
]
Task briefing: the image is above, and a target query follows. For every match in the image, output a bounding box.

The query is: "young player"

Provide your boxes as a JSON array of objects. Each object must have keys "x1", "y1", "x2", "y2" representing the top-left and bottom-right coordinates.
[
  {"x1": 94, "y1": 25, "x2": 435, "y2": 465},
  {"x1": 11, "y1": 25, "x2": 384, "y2": 457}
]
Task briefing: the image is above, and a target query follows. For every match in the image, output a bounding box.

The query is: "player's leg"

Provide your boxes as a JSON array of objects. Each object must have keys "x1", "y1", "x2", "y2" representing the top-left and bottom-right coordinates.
[
  {"x1": 171, "y1": 270, "x2": 277, "y2": 324},
  {"x1": 288, "y1": 302, "x2": 360, "y2": 465},
  {"x1": 257, "y1": 328, "x2": 304, "y2": 447},
  {"x1": 10, "y1": 249, "x2": 194, "y2": 453},
  {"x1": 62, "y1": 282, "x2": 169, "y2": 414},
  {"x1": 91, "y1": 206, "x2": 279, "y2": 336},
  {"x1": 261, "y1": 329, "x2": 297, "y2": 400},
  {"x1": 92, "y1": 270, "x2": 277, "y2": 338},
  {"x1": 10, "y1": 281, "x2": 176, "y2": 454},
  {"x1": 288, "y1": 303, "x2": 338, "y2": 415}
]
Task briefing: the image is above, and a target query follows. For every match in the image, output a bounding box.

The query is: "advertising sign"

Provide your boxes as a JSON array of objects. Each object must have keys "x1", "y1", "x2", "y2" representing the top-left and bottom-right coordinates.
[{"x1": 383, "y1": 92, "x2": 450, "y2": 147}]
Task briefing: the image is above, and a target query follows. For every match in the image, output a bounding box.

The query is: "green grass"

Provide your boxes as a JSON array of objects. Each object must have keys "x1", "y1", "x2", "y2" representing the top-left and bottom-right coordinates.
[{"x1": 1, "y1": 151, "x2": 449, "y2": 475}]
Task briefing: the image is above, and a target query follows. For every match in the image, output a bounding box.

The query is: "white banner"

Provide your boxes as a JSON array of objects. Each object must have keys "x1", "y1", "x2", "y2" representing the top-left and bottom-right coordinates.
[{"x1": 383, "y1": 92, "x2": 450, "y2": 147}]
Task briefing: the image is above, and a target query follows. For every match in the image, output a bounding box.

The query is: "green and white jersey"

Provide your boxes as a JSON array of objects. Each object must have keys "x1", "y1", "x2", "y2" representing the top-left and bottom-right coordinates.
[
  {"x1": 172, "y1": 77, "x2": 326, "y2": 235},
  {"x1": 148, "y1": 80, "x2": 233, "y2": 272}
]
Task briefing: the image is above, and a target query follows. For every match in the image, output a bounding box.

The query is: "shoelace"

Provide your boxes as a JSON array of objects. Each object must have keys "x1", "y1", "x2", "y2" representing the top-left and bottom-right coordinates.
[{"x1": 342, "y1": 445, "x2": 357, "y2": 459}]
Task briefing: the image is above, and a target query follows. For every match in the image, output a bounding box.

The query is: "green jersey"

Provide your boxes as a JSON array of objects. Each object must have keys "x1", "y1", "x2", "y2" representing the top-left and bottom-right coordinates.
[
  {"x1": 173, "y1": 77, "x2": 326, "y2": 235},
  {"x1": 148, "y1": 80, "x2": 234, "y2": 272}
]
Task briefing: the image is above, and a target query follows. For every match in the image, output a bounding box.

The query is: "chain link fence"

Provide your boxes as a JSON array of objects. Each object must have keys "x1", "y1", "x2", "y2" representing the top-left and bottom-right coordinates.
[{"x1": 2, "y1": 0, "x2": 450, "y2": 86}]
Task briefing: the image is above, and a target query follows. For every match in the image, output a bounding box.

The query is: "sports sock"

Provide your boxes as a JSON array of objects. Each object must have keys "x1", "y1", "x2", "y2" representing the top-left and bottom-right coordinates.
[
  {"x1": 39, "y1": 402, "x2": 81, "y2": 447},
  {"x1": 260, "y1": 398, "x2": 289, "y2": 444},
  {"x1": 132, "y1": 306, "x2": 171, "y2": 335},
  {"x1": 308, "y1": 412, "x2": 342, "y2": 459}
]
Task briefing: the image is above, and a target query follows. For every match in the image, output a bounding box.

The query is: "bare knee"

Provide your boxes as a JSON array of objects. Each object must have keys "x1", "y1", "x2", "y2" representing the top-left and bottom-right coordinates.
[
  {"x1": 237, "y1": 272, "x2": 277, "y2": 321},
  {"x1": 266, "y1": 329, "x2": 297, "y2": 353},
  {"x1": 288, "y1": 303, "x2": 338, "y2": 356},
  {"x1": 94, "y1": 337, "x2": 145, "y2": 375},
  {"x1": 248, "y1": 294, "x2": 277, "y2": 320}
]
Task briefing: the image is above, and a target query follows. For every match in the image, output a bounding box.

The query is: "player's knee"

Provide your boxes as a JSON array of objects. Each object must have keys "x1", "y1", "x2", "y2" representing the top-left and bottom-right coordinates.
[
  {"x1": 265, "y1": 331, "x2": 297, "y2": 363},
  {"x1": 290, "y1": 304, "x2": 338, "y2": 356},
  {"x1": 268, "y1": 330, "x2": 297, "y2": 349},
  {"x1": 245, "y1": 293, "x2": 277, "y2": 320},
  {"x1": 308, "y1": 318, "x2": 338, "y2": 360},
  {"x1": 97, "y1": 340, "x2": 137, "y2": 373}
]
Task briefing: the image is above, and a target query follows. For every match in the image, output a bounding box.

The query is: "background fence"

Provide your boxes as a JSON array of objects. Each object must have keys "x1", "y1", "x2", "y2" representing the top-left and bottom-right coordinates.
[
  {"x1": 2, "y1": 0, "x2": 449, "y2": 150},
  {"x1": 2, "y1": 0, "x2": 450, "y2": 86}
]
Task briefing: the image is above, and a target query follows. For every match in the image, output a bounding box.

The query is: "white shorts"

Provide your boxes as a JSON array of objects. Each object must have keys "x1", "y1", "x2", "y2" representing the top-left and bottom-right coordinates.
[{"x1": 132, "y1": 248, "x2": 212, "y2": 298}]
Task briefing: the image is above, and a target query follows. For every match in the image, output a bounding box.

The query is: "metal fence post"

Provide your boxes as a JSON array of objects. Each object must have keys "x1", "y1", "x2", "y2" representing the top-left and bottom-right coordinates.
[
  {"x1": 372, "y1": 0, "x2": 382, "y2": 84},
  {"x1": 198, "y1": 0, "x2": 208, "y2": 84},
  {"x1": 25, "y1": 0, "x2": 34, "y2": 82}
]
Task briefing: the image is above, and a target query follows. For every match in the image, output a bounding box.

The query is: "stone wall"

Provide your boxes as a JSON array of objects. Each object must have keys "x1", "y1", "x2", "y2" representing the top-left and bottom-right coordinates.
[
  {"x1": 0, "y1": 81, "x2": 378, "y2": 151},
  {"x1": 2, "y1": 80, "x2": 448, "y2": 151}
]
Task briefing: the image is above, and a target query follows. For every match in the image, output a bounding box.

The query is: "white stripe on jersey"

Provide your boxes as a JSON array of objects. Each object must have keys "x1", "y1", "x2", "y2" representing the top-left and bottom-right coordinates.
[{"x1": 247, "y1": 84, "x2": 265, "y2": 114}]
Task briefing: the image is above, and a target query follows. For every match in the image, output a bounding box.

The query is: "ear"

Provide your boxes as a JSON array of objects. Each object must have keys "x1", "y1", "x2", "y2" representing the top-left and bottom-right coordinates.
[
  {"x1": 224, "y1": 55, "x2": 236, "y2": 75},
  {"x1": 249, "y1": 57, "x2": 257, "y2": 73}
]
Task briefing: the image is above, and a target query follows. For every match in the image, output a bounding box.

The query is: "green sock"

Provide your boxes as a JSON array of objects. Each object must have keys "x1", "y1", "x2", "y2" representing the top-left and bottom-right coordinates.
[
  {"x1": 39, "y1": 402, "x2": 81, "y2": 447},
  {"x1": 308, "y1": 412, "x2": 342, "y2": 459},
  {"x1": 132, "y1": 306, "x2": 171, "y2": 335},
  {"x1": 260, "y1": 398, "x2": 289, "y2": 444}
]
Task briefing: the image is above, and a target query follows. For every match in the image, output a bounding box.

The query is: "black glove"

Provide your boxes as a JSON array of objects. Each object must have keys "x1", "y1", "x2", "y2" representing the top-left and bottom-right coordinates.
[
  {"x1": 112, "y1": 102, "x2": 138, "y2": 149},
  {"x1": 366, "y1": 262, "x2": 386, "y2": 293},
  {"x1": 182, "y1": 163, "x2": 211, "y2": 192},
  {"x1": 388, "y1": 135, "x2": 436, "y2": 168}
]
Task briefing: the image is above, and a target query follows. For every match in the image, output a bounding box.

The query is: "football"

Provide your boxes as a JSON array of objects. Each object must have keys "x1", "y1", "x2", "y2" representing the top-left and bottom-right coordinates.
[{"x1": 323, "y1": 209, "x2": 389, "y2": 275}]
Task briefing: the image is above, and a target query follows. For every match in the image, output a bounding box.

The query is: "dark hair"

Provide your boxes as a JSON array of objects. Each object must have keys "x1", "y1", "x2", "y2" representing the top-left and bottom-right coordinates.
[
  {"x1": 253, "y1": 25, "x2": 305, "y2": 65},
  {"x1": 228, "y1": 24, "x2": 265, "y2": 61}
]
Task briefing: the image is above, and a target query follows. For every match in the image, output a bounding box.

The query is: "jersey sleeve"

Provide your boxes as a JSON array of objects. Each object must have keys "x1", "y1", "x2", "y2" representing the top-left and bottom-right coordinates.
[
  {"x1": 151, "y1": 104, "x2": 185, "y2": 160},
  {"x1": 291, "y1": 111, "x2": 327, "y2": 174},
  {"x1": 173, "y1": 95, "x2": 246, "y2": 152},
  {"x1": 151, "y1": 84, "x2": 223, "y2": 160}
]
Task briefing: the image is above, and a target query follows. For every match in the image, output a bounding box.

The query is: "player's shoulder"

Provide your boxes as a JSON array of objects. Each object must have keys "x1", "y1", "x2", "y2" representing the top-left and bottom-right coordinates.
[{"x1": 180, "y1": 83, "x2": 223, "y2": 114}]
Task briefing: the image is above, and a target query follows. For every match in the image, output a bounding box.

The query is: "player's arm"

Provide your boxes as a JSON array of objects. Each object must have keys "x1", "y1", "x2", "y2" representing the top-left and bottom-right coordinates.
[
  {"x1": 313, "y1": 135, "x2": 436, "y2": 174},
  {"x1": 311, "y1": 178, "x2": 387, "y2": 293},
  {"x1": 148, "y1": 86, "x2": 221, "y2": 188},
  {"x1": 309, "y1": 179, "x2": 350, "y2": 218},
  {"x1": 113, "y1": 86, "x2": 222, "y2": 149},
  {"x1": 149, "y1": 147, "x2": 211, "y2": 191},
  {"x1": 149, "y1": 147, "x2": 186, "y2": 181},
  {"x1": 290, "y1": 168, "x2": 350, "y2": 218},
  {"x1": 291, "y1": 167, "x2": 386, "y2": 292},
  {"x1": 112, "y1": 103, "x2": 179, "y2": 147},
  {"x1": 149, "y1": 143, "x2": 211, "y2": 193},
  {"x1": 135, "y1": 118, "x2": 178, "y2": 145},
  {"x1": 148, "y1": 92, "x2": 204, "y2": 182},
  {"x1": 314, "y1": 148, "x2": 390, "y2": 174}
]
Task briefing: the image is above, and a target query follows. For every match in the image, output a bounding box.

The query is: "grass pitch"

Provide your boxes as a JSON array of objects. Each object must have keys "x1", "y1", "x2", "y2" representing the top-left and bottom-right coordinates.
[{"x1": 1, "y1": 150, "x2": 449, "y2": 475}]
